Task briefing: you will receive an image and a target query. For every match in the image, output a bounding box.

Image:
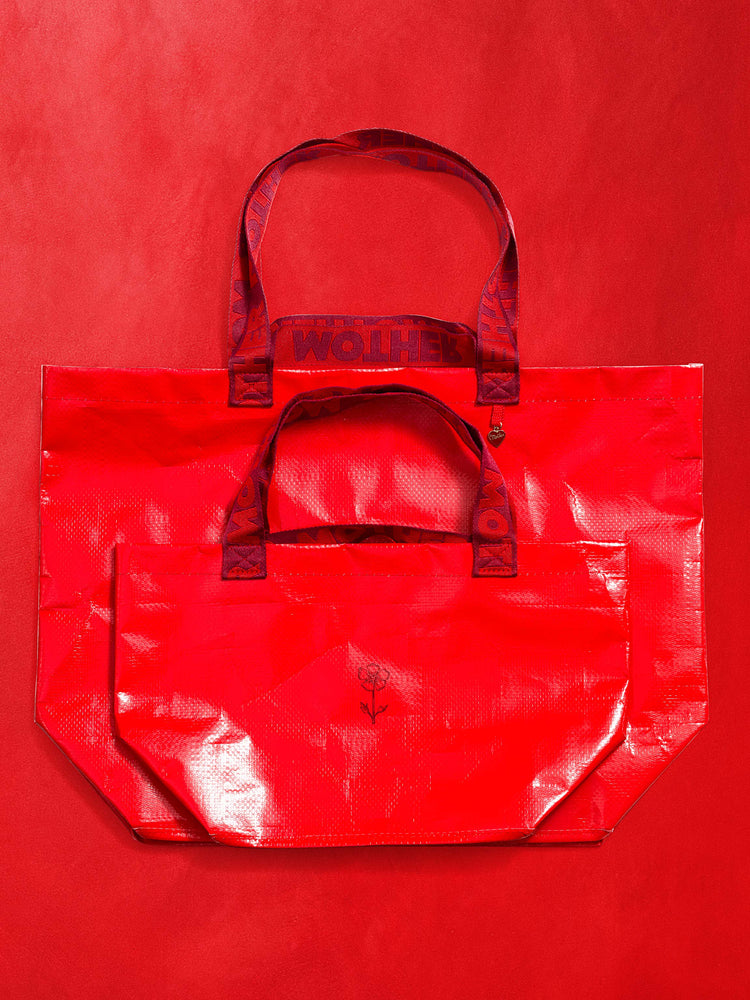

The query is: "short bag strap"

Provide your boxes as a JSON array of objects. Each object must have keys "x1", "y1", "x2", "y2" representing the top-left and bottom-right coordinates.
[
  {"x1": 222, "y1": 384, "x2": 517, "y2": 580},
  {"x1": 228, "y1": 129, "x2": 519, "y2": 408}
]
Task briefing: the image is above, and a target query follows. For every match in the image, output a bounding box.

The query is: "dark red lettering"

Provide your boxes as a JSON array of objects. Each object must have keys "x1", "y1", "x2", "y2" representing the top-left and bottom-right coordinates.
[
  {"x1": 363, "y1": 330, "x2": 390, "y2": 364},
  {"x1": 293, "y1": 330, "x2": 333, "y2": 363},
  {"x1": 477, "y1": 509, "x2": 510, "y2": 538},
  {"x1": 479, "y1": 469, "x2": 508, "y2": 511},
  {"x1": 439, "y1": 332, "x2": 463, "y2": 364},
  {"x1": 420, "y1": 330, "x2": 442, "y2": 363},
  {"x1": 226, "y1": 500, "x2": 261, "y2": 544},
  {"x1": 390, "y1": 328, "x2": 419, "y2": 363},
  {"x1": 331, "y1": 331, "x2": 364, "y2": 361}
]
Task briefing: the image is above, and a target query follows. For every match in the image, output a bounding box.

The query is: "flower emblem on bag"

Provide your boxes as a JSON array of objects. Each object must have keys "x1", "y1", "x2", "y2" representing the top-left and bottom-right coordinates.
[{"x1": 358, "y1": 663, "x2": 389, "y2": 724}]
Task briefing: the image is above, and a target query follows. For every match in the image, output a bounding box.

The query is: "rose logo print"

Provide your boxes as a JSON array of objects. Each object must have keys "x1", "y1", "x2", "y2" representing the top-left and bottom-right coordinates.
[{"x1": 358, "y1": 663, "x2": 390, "y2": 724}]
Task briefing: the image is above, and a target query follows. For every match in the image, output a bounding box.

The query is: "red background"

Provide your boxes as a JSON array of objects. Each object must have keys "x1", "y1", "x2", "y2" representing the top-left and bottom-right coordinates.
[{"x1": 2, "y1": 2, "x2": 747, "y2": 997}]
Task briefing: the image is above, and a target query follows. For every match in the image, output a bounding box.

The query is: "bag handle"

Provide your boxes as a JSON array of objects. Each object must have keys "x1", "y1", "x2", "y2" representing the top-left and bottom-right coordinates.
[
  {"x1": 222, "y1": 384, "x2": 517, "y2": 580},
  {"x1": 228, "y1": 129, "x2": 519, "y2": 408}
]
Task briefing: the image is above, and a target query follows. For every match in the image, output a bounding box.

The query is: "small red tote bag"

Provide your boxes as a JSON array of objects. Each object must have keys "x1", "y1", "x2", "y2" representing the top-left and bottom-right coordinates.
[{"x1": 114, "y1": 386, "x2": 632, "y2": 847}]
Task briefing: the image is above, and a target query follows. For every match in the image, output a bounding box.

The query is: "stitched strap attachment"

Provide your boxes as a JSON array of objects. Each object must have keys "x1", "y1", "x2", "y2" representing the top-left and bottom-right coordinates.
[
  {"x1": 222, "y1": 384, "x2": 517, "y2": 579},
  {"x1": 228, "y1": 129, "x2": 519, "y2": 408}
]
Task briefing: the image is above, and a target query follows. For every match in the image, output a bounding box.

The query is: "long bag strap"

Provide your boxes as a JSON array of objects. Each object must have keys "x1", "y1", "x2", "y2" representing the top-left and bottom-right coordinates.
[
  {"x1": 222, "y1": 384, "x2": 518, "y2": 580},
  {"x1": 228, "y1": 130, "x2": 519, "y2": 408}
]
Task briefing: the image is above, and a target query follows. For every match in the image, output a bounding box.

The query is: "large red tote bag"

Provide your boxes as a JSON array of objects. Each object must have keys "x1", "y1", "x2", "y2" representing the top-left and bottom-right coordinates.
[
  {"x1": 38, "y1": 130, "x2": 705, "y2": 842},
  {"x1": 114, "y1": 386, "x2": 632, "y2": 847}
]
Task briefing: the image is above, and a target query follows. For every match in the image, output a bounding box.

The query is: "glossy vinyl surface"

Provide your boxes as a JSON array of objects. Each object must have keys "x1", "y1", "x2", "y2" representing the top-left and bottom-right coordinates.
[
  {"x1": 38, "y1": 362, "x2": 704, "y2": 842},
  {"x1": 114, "y1": 539, "x2": 630, "y2": 847}
]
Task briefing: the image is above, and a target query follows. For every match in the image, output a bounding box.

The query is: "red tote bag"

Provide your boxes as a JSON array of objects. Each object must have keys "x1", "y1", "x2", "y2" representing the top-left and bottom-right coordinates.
[
  {"x1": 114, "y1": 386, "x2": 632, "y2": 847},
  {"x1": 38, "y1": 129, "x2": 705, "y2": 842}
]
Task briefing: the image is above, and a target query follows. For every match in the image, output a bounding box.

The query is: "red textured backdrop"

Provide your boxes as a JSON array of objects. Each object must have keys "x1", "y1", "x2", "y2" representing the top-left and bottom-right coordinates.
[{"x1": 1, "y1": 2, "x2": 747, "y2": 997}]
